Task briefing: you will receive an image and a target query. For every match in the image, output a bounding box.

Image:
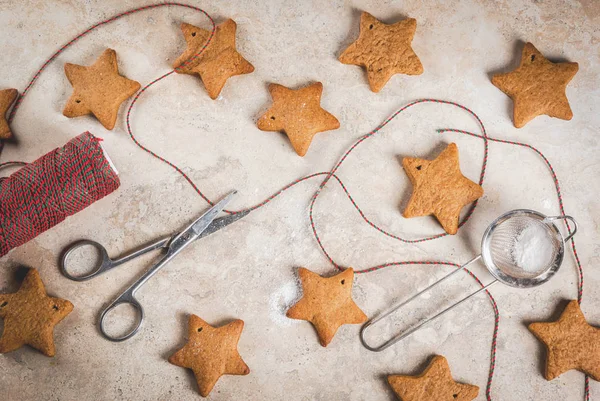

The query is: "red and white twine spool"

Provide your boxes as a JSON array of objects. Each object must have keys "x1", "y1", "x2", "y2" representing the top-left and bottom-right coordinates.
[{"x1": 0, "y1": 132, "x2": 120, "y2": 257}]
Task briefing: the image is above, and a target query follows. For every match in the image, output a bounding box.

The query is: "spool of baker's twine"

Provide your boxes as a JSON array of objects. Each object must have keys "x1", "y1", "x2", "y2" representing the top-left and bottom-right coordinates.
[{"x1": 0, "y1": 132, "x2": 120, "y2": 257}]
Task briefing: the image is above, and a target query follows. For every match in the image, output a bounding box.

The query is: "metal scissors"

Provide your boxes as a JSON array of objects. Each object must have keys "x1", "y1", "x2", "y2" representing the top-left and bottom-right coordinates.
[{"x1": 60, "y1": 191, "x2": 248, "y2": 342}]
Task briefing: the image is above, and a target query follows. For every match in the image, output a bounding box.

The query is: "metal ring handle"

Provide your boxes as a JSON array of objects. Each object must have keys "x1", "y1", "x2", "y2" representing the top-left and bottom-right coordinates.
[
  {"x1": 60, "y1": 240, "x2": 112, "y2": 282},
  {"x1": 98, "y1": 291, "x2": 144, "y2": 342},
  {"x1": 545, "y1": 215, "x2": 578, "y2": 243},
  {"x1": 360, "y1": 278, "x2": 498, "y2": 351},
  {"x1": 359, "y1": 256, "x2": 484, "y2": 352}
]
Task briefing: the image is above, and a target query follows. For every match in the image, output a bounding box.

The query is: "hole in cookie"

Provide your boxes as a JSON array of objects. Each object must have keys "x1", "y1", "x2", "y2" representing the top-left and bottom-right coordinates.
[
  {"x1": 75, "y1": 100, "x2": 81, "y2": 104},
  {"x1": 270, "y1": 116, "x2": 275, "y2": 120},
  {"x1": 369, "y1": 24, "x2": 374, "y2": 29},
  {"x1": 197, "y1": 327, "x2": 203, "y2": 332},
  {"x1": 0, "y1": 301, "x2": 7, "y2": 307},
  {"x1": 531, "y1": 55, "x2": 535, "y2": 62},
  {"x1": 416, "y1": 165, "x2": 422, "y2": 170},
  {"x1": 53, "y1": 305, "x2": 59, "y2": 311},
  {"x1": 341, "y1": 279, "x2": 345, "y2": 285},
  {"x1": 453, "y1": 395, "x2": 458, "y2": 399},
  {"x1": 192, "y1": 32, "x2": 196, "y2": 37}
]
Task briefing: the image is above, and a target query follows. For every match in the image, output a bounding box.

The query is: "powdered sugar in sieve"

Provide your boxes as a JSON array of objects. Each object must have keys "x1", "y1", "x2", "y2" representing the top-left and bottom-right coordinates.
[{"x1": 512, "y1": 221, "x2": 555, "y2": 274}]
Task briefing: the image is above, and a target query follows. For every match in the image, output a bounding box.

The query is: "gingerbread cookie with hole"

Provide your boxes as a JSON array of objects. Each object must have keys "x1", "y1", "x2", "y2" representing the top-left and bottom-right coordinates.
[
  {"x1": 388, "y1": 355, "x2": 479, "y2": 401},
  {"x1": 491, "y1": 42, "x2": 578, "y2": 128},
  {"x1": 169, "y1": 314, "x2": 250, "y2": 397},
  {"x1": 0, "y1": 269, "x2": 74, "y2": 357},
  {"x1": 63, "y1": 48, "x2": 140, "y2": 130},
  {"x1": 257, "y1": 82, "x2": 340, "y2": 156},
  {"x1": 402, "y1": 143, "x2": 483, "y2": 235},
  {"x1": 339, "y1": 12, "x2": 423, "y2": 92},
  {"x1": 173, "y1": 19, "x2": 254, "y2": 99},
  {"x1": 286, "y1": 267, "x2": 367, "y2": 346},
  {"x1": 0, "y1": 88, "x2": 18, "y2": 139}
]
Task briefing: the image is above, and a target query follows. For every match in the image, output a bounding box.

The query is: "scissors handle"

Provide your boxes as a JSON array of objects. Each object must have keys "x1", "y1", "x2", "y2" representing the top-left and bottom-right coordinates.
[
  {"x1": 97, "y1": 243, "x2": 183, "y2": 342},
  {"x1": 98, "y1": 288, "x2": 144, "y2": 342},
  {"x1": 60, "y1": 237, "x2": 171, "y2": 281}
]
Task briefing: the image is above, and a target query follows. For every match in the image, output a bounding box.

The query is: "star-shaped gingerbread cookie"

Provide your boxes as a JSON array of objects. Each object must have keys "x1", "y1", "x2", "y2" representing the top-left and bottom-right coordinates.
[
  {"x1": 402, "y1": 143, "x2": 483, "y2": 235},
  {"x1": 286, "y1": 267, "x2": 367, "y2": 346},
  {"x1": 491, "y1": 42, "x2": 578, "y2": 128},
  {"x1": 173, "y1": 19, "x2": 254, "y2": 99},
  {"x1": 63, "y1": 48, "x2": 140, "y2": 130},
  {"x1": 168, "y1": 315, "x2": 250, "y2": 397},
  {"x1": 0, "y1": 88, "x2": 18, "y2": 139},
  {"x1": 528, "y1": 300, "x2": 600, "y2": 381},
  {"x1": 0, "y1": 269, "x2": 74, "y2": 357},
  {"x1": 339, "y1": 12, "x2": 423, "y2": 92},
  {"x1": 257, "y1": 82, "x2": 340, "y2": 156},
  {"x1": 388, "y1": 355, "x2": 479, "y2": 401}
]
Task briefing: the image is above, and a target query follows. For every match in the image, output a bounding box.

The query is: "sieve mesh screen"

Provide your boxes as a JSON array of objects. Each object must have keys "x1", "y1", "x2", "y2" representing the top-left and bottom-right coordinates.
[{"x1": 488, "y1": 216, "x2": 560, "y2": 280}]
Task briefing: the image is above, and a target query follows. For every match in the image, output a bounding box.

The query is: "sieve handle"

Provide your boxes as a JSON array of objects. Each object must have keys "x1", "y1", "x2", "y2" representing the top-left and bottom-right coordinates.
[
  {"x1": 545, "y1": 215, "x2": 578, "y2": 243},
  {"x1": 360, "y1": 255, "x2": 489, "y2": 352}
]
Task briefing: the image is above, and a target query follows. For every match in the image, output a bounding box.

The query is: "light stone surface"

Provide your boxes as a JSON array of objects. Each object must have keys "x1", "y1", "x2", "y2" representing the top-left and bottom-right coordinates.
[{"x1": 0, "y1": 1, "x2": 599, "y2": 400}]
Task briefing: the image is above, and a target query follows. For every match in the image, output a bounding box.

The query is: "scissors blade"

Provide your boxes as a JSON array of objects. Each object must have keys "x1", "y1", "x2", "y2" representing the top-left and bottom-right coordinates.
[
  {"x1": 197, "y1": 209, "x2": 250, "y2": 240},
  {"x1": 169, "y1": 191, "x2": 237, "y2": 248},
  {"x1": 190, "y1": 191, "x2": 237, "y2": 236}
]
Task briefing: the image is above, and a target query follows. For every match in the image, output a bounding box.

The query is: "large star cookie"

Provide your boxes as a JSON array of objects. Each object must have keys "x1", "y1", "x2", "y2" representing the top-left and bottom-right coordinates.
[
  {"x1": 169, "y1": 315, "x2": 250, "y2": 397},
  {"x1": 388, "y1": 355, "x2": 479, "y2": 401},
  {"x1": 63, "y1": 48, "x2": 140, "y2": 130},
  {"x1": 286, "y1": 268, "x2": 367, "y2": 346},
  {"x1": 0, "y1": 88, "x2": 18, "y2": 139},
  {"x1": 528, "y1": 300, "x2": 600, "y2": 381},
  {"x1": 492, "y1": 42, "x2": 578, "y2": 128},
  {"x1": 257, "y1": 82, "x2": 340, "y2": 157},
  {"x1": 0, "y1": 269, "x2": 73, "y2": 357},
  {"x1": 339, "y1": 12, "x2": 423, "y2": 92},
  {"x1": 402, "y1": 143, "x2": 483, "y2": 235},
  {"x1": 173, "y1": 19, "x2": 254, "y2": 99}
]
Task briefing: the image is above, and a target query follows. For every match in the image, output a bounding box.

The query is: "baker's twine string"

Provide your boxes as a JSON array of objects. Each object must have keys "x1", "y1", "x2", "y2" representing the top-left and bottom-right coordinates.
[
  {"x1": 0, "y1": 3, "x2": 588, "y2": 401},
  {"x1": 438, "y1": 127, "x2": 588, "y2": 398},
  {"x1": 0, "y1": 161, "x2": 26, "y2": 172},
  {"x1": 0, "y1": 2, "x2": 216, "y2": 160}
]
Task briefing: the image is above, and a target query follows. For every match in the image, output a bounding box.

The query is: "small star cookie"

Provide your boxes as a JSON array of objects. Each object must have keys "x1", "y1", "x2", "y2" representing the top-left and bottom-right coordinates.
[
  {"x1": 173, "y1": 19, "x2": 254, "y2": 99},
  {"x1": 388, "y1": 355, "x2": 479, "y2": 401},
  {"x1": 63, "y1": 48, "x2": 140, "y2": 130},
  {"x1": 492, "y1": 42, "x2": 578, "y2": 128},
  {"x1": 257, "y1": 82, "x2": 340, "y2": 157},
  {"x1": 402, "y1": 143, "x2": 483, "y2": 235},
  {"x1": 0, "y1": 88, "x2": 18, "y2": 139},
  {"x1": 168, "y1": 315, "x2": 250, "y2": 397},
  {"x1": 286, "y1": 268, "x2": 367, "y2": 346},
  {"x1": 339, "y1": 12, "x2": 423, "y2": 92},
  {"x1": 528, "y1": 300, "x2": 600, "y2": 381},
  {"x1": 0, "y1": 269, "x2": 74, "y2": 357}
]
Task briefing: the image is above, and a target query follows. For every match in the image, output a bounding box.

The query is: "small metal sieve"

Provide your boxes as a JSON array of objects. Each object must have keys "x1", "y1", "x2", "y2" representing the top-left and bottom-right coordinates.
[{"x1": 360, "y1": 209, "x2": 578, "y2": 352}]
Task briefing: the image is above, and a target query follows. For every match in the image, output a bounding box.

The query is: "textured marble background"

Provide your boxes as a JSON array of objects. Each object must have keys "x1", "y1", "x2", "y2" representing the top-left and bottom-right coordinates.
[{"x1": 0, "y1": 0, "x2": 599, "y2": 400}]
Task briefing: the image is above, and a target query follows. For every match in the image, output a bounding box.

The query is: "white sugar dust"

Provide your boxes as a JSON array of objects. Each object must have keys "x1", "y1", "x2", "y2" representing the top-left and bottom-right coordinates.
[
  {"x1": 512, "y1": 222, "x2": 554, "y2": 273},
  {"x1": 268, "y1": 281, "x2": 300, "y2": 326}
]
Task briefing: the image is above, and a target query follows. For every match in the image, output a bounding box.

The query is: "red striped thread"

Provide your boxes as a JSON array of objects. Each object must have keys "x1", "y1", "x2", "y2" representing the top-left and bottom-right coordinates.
[
  {"x1": 439, "y1": 127, "x2": 588, "y2": 400},
  {"x1": 0, "y1": 2, "x2": 216, "y2": 159}
]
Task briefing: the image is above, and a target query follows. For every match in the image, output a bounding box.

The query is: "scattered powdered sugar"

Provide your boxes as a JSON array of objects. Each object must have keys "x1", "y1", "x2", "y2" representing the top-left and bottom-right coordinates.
[
  {"x1": 268, "y1": 280, "x2": 301, "y2": 326},
  {"x1": 513, "y1": 222, "x2": 554, "y2": 273}
]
